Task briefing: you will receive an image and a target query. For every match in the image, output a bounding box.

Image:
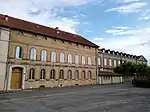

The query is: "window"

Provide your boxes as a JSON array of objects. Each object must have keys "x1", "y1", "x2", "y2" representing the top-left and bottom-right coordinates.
[
  {"x1": 40, "y1": 69, "x2": 46, "y2": 79},
  {"x1": 104, "y1": 58, "x2": 107, "y2": 66},
  {"x1": 75, "y1": 55, "x2": 79, "y2": 65},
  {"x1": 98, "y1": 57, "x2": 101, "y2": 65},
  {"x1": 59, "y1": 70, "x2": 64, "y2": 79},
  {"x1": 41, "y1": 50, "x2": 47, "y2": 61},
  {"x1": 30, "y1": 48, "x2": 36, "y2": 60},
  {"x1": 88, "y1": 57, "x2": 92, "y2": 65},
  {"x1": 104, "y1": 76, "x2": 111, "y2": 80},
  {"x1": 68, "y1": 70, "x2": 72, "y2": 79},
  {"x1": 51, "y1": 52, "x2": 56, "y2": 62},
  {"x1": 82, "y1": 71, "x2": 86, "y2": 79},
  {"x1": 74, "y1": 70, "x2": 79, "y2": 80},
  {"x1": 16, "y1": 46, "x2": 22, "y2": 59},
  {"x1": 68, "y1": 54, "x2": 72, "y2": 64},
  {"x1": 114, "y1": 60, "x2": 117, "y2": 67},
  {"x1": 109, "y1": 59, "x2": 112, "y2": 66},
  {"x1": 118, "y1": 60, "x2": 120, "y2": 65},
  {"x1": 50, "y1": 69, "x2": 55, "y2": 79},
  {"x1": 60, "y1": 53, "x2": 65, "y2": 63},
  {"x1": 87, "y1": 71, "x2": 92, "y2": 79},
  {"x1": 82, "y1": 56, "x2": 86, "y2": 65},
  {"x1": 29, "y1": 68, "x2": 35, "y2": 79}
]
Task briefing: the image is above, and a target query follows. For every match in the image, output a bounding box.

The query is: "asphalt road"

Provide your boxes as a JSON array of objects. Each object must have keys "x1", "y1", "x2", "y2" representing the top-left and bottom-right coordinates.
[{"x1": 0, "y1": 83, "x2": 150, "y2": 112}]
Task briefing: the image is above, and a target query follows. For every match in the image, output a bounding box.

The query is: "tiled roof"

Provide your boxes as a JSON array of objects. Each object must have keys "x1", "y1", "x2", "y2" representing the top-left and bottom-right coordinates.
[{"x1": 0, "y1": 14, "x2": 99, "y2": 48}]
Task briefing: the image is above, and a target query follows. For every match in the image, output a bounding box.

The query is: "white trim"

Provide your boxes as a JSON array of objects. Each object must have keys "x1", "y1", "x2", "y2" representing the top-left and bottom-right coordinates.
[{"x1": 8, "y1": 65, "x2": 26, "y2": 90}]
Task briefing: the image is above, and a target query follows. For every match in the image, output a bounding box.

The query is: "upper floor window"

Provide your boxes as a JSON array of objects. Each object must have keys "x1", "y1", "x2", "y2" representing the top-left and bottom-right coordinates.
[
  {"x1": 104, "y1": 58, "x2": 107, "y2": 66},
  {"x1": 75, "y1": 55, "x2": 79, "y2": 65},
  {"x1": 16, "y1": 46, "x2": 22, "y2": 59},
  {"x1": 109, "y1": 59, "x2": 112, "y2": 66},
  {"x1": 30, "y1": 48, "x2": 36, "y2": 60},
  {"x1": 68, "y1": 70, "x2": 72, "y2": 79},
  {"x1": 82, "y1": 56, "x2": 86, "y2": 65},
  {"x1": 41, "y1": 50, "x2": 47, "y2": 61},
  {"x1": 74, "y1": 70, "x2": 79, "y2": 80},
  {"x1": 114, "y1": 60, "x2": 117, "y2": 67},
  {"x1": 60, "y1": 53, "x2": 65, "y2": 63},
  {"x1": 50, "y1": 69, "x2": 55, "y2": 79},
  {"x1": 29, "y1": 68, "x2": 35, "y2": 79},
  {"x1": 82, "y1": 71, "x2": 86, "y2": 79},
  {"x1": 88, "y1": 71, "x2": 92, "y2": 79},
  {"x1": 68, "y1": 54, "x2": 72, "y2": 64},
  {"x1": 51, "y1": 52, "x2": 56, "y2": 62},
  {"x1": 59, "y1": 70, "x2": 64, "y2": 79},
  {"x1": 40, "y1": 69, "x2": 46, "y2": 79},
  {"x1": 87, "y1": 57, "x2": 92, "y2": 65},
  {"x1": 98, "y1": 57, "x2": 101, "y2": 65}
]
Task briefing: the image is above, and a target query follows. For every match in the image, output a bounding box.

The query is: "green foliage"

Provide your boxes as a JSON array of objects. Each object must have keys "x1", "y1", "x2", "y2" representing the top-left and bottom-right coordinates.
[{"x1": 113, "y1": 61, "x2": 150, "y2": 76}]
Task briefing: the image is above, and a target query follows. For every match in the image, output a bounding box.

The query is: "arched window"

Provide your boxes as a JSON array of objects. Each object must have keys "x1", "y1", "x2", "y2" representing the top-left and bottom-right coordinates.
[
  {"x1": 59, "y1": 70, "x2": 64, "y2": 79},
  {"x1": 16, "y1": 46, "x2": 22, "y2": 59},
  {"x1": 51, "y1": 52, "x2": 56, "y2": 62},
  {"x1": 82, "y1": 71, "x2": 86, "y2": 79},
  {"x1": 40, "y1": 69, "x2": 46, "y2": 79},
  {"x1": 75, "y1": 55, "x2": 79, "y2": 65},
  {"x1": 68, "y1": 70, "x2": 72, "y2": 79},
  {"x1": 30, "y1": 48, "x2": 36, "y2": 60},
  {"x1": 41, "y1": 50, "x2": 47, "y2": 61},
  {"x1": 82, "y1": 56, "x2": 86, "y2": 65},
  {"x1": 50, "y1": 69, "x2": 55, "y2": 79},
  {"x1": 98, "y1": 57, "x2": 101, "y2": 65},
  {"x1": 29, "y1": 68, "x2": 35, "y2": 79},
  {"x1": 68, "y1": 54, "x2": 72, "y2": 64},
  {"x1": 88, "y1": 57, "x2": 92, "y2": 65},
  {"x1": 88, "y1": 71, "x2": 92, "y2": 79},
  {"x1": 74, "y1": 70, "x2": 79, "y2": 80},
  {"x1": 60, "y1": 53, "x2": 65, "y2": 63}
]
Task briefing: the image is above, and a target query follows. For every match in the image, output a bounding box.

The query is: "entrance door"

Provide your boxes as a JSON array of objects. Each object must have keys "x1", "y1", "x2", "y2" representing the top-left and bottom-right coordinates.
[{"x1": 11, "y1": 67, "x2": 22, "y2": 89}]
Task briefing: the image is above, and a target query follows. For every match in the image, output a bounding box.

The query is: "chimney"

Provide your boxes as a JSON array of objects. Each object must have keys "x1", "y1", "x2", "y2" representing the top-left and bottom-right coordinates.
[
  {"x1": 4, "y1": 15, "x2": 8, "y2": 21},
  {"x1": 55, "y1": 27, "x2": 59, "y2": 30}
]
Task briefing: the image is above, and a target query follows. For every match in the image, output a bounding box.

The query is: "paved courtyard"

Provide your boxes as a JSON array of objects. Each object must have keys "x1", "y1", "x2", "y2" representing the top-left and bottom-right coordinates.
[{"x1": 0, "y1": 83, "x2": 150, "y2": 112}]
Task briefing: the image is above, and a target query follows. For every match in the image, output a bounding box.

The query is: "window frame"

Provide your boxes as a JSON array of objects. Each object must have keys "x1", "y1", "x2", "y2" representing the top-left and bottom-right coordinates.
[
  {"x1": 40, "y1": 69, "x2": 46, "y2": 80},
  {"x1": 15, "y1": 46, "x2": 23, "y2": 59},
  {"x1": 51, "y1": 51, "x2": 56, "y2": 62},
  {"x1": 60, "y1": 52, "x2": 65, "y2": 63},
  {"x1": 29, "y1": 68, "x2": 35, "y2": 80},
  {"x1": 30, "y1": 48, "x2": 37, "y2": 60},
  {"x1": 50, "y1": 69, "x2": 55, "y2": 79},
  {"x1": 59, "y1": 70, "x2": 64, "y2": 79},
  {"x1": 41, "y1": 50, "x2": 47, "y2": 61}
]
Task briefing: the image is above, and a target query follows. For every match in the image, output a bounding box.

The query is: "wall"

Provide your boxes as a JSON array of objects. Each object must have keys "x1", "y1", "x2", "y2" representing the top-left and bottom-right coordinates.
[
  {"x1": 6, "y1": 30, "x2": 97, "y2": 89},
  {"x1": 0, "y1": 27, "x2": 10, "y2": 91}
]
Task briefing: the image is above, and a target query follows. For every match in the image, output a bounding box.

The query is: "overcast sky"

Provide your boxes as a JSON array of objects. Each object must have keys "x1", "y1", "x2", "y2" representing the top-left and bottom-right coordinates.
[{"x1": 0, "y1": 0, "x2": 150, "y2": 64}]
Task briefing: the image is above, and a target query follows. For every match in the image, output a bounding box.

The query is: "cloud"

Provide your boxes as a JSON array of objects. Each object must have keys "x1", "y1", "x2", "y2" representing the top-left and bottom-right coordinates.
[
  {"x1": 116, "y1": 0, "x2": 140, "y2": 3},
  {"x1": 140, "y1": 9, "x2": 150, "y2": 21},
  {"x1": 0, "y1": 0, "x2": 90, "y2": 34},
  {"x1": 105, "y1": 2, "x2": 147, "y2": 13},
  {"x1": 93, "y1": 27, "x2": 150, "y2": 64}
]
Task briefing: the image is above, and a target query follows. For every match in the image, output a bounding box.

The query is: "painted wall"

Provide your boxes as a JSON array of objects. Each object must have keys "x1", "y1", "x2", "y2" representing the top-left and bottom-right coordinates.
[{"x1": 0, "y1": 28, "x2": 10, "y2": 91}]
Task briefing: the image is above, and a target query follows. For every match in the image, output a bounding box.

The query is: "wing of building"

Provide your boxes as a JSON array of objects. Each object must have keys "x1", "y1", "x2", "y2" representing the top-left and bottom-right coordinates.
[{"x1": 0, "y1": 14, "x2": 99, "y2": 91}]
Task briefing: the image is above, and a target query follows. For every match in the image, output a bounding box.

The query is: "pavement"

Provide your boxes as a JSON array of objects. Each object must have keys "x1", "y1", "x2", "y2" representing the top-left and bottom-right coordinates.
[{"x1": 0, "y1": 83, "x2": 150, "y2": 112}]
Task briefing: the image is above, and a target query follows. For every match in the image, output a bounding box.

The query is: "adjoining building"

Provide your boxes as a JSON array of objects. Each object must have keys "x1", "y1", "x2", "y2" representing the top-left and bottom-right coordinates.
[
  {"x1": 98, "y1": 48, "x2": 147, "y2": 84},
  {"x1": 0, "y1": 14, "x2": 99, "y2": 91}
]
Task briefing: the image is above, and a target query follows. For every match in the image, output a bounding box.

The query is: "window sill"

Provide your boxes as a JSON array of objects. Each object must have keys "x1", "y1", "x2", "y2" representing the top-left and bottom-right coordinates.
[{"x1": 28, "y1": 79, "x2": 35, "y2": 82}]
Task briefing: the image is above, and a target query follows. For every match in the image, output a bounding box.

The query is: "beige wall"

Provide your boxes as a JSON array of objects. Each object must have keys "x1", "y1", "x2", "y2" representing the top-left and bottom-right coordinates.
[
  {"x1": 6, "y1": 30, "x2": 97, "y2": 90},
  {"x1": 0, "y1": 28, "x2": 10, "y2": 91}
]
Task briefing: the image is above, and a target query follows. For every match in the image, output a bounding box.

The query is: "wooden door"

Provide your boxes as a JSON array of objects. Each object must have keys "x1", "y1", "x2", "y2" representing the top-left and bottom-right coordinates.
[{"x1": 11, "y1": 68, "x2": 22, "y2": 89}]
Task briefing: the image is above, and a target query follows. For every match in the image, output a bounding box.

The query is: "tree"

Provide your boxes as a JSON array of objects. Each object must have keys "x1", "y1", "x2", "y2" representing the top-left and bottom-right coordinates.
[{"x1": 113, "y1": 61, "x2": 150, "y2": 76}]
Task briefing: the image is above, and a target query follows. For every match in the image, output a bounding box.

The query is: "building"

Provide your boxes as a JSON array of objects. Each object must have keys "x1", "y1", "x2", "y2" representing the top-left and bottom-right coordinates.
[
  {"x1": 0, "y1": 14, "x2": 99, "y2": 91},
  {"x1": 97, "y1": 48, "x2": 147, "y2": 84}
]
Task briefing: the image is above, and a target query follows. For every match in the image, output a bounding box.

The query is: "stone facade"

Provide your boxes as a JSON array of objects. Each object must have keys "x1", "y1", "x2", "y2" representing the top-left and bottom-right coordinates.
[{"x1": 5, "y1": 29, "x2": 98, "y2": 90}]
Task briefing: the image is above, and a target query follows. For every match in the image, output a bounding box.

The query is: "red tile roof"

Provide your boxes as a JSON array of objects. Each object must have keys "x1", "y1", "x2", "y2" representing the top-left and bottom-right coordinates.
[{"x1": 0, "y1": 14, "x2": 99, "y2": 48}]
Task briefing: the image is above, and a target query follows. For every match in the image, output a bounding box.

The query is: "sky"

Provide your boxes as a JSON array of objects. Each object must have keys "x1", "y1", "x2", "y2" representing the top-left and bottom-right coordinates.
[{"x1": 0, "y1": 0, "x2": 150, "y2": 64}]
